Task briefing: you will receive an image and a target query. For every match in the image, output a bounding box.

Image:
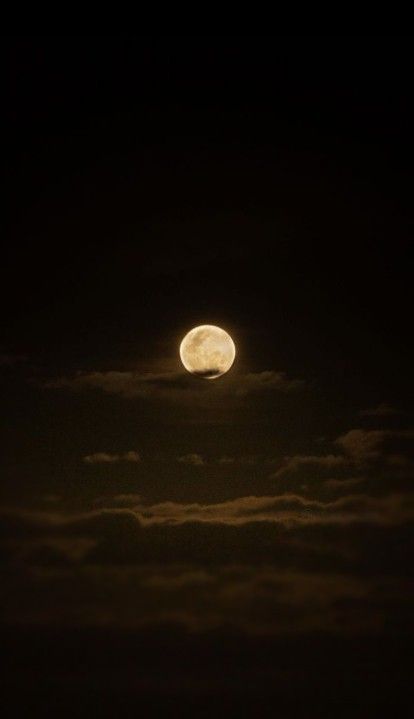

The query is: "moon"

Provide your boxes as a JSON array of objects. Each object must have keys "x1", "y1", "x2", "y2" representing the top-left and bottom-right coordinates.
[{"x1": 179, "y1": 325, "x2": 236, "y2": 379}]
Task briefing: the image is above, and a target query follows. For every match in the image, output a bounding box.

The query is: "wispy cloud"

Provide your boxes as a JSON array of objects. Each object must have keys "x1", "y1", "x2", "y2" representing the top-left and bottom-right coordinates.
[
  {"x1": 2, "y1": 488, "x2": 414, "y2": 636},
  {"x1": 269, "y1": 428, "x2": 414, "y2": 482},
  {"x1": 128, "y1": 493, "x2": 414, "y2": 527},
  {"x1": 360, "y1": 403, "x2": 399, "y2": 417},
  {"x1": 42, "y1": 368, "x2": 304, "y2": 403},
  {"x1": 335, "y1": 429, "x2": 414, "y2": 463},
  {"x1": 233, "y1": 371, "x2": 305, "y2": 396},
  {"x1": 271, "y1": 454, "x2": 346, "y2": 478},
  {"x1": 83, "y1": 451, "x2": 141, "y2": 464},
  {"x1": 177, "y1": 453, "x2": 204, "y2": 466},
  {"x1": 4, "y1": 492, "x2": 414, "y2": 532},
  {"x1": 218, "y1": 456, "x2": 236, "y2": 464},
  {"x1": 2, "y1": 556, "x2": 405, "y2": 635},
  {"x1": 176, "y1": 454, "x2": 256, "y2": 467}
]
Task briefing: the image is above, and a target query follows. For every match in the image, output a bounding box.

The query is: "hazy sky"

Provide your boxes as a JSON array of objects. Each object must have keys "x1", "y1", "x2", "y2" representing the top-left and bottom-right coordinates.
[{"x1": 2, "y1": 36, "x2": 413, "y2": 717}]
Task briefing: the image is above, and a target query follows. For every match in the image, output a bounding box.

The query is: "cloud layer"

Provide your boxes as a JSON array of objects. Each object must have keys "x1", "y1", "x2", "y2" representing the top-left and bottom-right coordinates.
[
  {"x1": 1, "y1": 488, "x2": 413, "y2": 636},
  {"x1": 43, "y1": 368, "x2": 304, "y2": 403}
]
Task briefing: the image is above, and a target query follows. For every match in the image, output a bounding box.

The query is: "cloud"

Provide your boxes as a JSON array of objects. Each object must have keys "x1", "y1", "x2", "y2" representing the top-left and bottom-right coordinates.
[
  {"x1": 42, "y1": 368, "x2": 304, "y2": 403},
  {"x1": 83, "y1": 451, "x2": 141, "y2": 464},
  {"x1": 1, "y1": 550, "x2": 411, "y2": 636},
  {"x1": 123, "y1": 451, "x2": 141, "y2": 462},
  {"x1": 0, "y1": 507, "x2": 141, "y2": 538},
  {"x1": 336, "y1": 430, "x2": 387, "y2": 461},
  {"x1": 129, "y1": 493, "x2": 414, "y2": 527},
  {"x1": 267, "y1": 428, "x2": 413, "y2": 485},
  {"x1": 3, "y1": 493, "x2": 414, "y2": 538},
  {"x1": 45, "y1": 371, "x2": 190, "y2": 400},
  {"x1": 360, "y1": 403, "x2": 399, "y2": 417},
  {"x1": 2, "y1": 491, "x2": 414, "y2": 641},
  {"x1": 177, "y1": 453, "x2": 204, "y2": 466},
  {"x1": 233, "y1": 371, "x2": 305, "y2": 396},
  {"x1": 176, "y1": 454, "x2": 254, "y2": 467},
  {"x1": 272, "y1": 454, "x2": 346, "y2": 478},
  {"x1": 18, "y1": 538, "x2": 97, "y2": 565},
  {"x1": 0, "y1": 558, "x2": 373, "y2": 633},
  {"x1": 2, "y1": 477, "x2": 414, "y2": 641},
  {"x1": 335, "y1": 429, "x2": 414, "y2": 463},
  {"x1": 84, "y1": 453, "x2": 120, "y2": 464},
  {"x1": 18, "y1": 492, "x2": 407, "y2": 532}
]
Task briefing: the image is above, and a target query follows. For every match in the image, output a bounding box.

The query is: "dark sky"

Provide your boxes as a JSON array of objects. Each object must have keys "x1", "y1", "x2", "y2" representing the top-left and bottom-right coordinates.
[{"x1": 1, "y1": 36, "x2": 414, "y2": 717}]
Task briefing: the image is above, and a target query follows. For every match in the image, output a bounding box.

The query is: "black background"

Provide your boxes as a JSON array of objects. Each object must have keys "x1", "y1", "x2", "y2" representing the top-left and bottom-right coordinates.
[{"x1": 2, "y1": 36, "x2": 414, "y2": 718}]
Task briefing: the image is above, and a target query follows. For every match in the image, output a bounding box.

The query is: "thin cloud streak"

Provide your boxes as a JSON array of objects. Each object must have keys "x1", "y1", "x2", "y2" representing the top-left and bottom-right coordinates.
[
  {"x1": 177, "y1": 453, "x2": 205, "y2": 466},
  {"x1": 360, "y1": 403, "x2": 399, "y2": 417},
  {"x1": 2, "y1": 492, "x2": 413, "y2": 530},
  {"x1": 272, "y1": 454, "x2": 346, "y2": 478},
  {"x1": 83, "y1": 451, "x2": 141, "y2": 464}
]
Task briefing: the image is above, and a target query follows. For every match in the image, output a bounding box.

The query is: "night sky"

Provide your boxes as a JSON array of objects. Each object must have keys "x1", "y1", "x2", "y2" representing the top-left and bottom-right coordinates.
[{"x1": 2, "y1": 36, "x2": 414, "y2": 717}]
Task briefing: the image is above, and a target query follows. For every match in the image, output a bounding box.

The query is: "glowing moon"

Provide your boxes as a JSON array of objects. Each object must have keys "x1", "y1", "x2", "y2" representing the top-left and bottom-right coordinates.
[{"x1": 179, "y1": 325, "x2": 236, "y2": 379}]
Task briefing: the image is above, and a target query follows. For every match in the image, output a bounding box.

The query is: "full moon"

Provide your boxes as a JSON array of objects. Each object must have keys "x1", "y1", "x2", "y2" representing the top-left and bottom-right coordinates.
[{"x1": 179, "y1": 325, "x2": 236, "y2": 379}]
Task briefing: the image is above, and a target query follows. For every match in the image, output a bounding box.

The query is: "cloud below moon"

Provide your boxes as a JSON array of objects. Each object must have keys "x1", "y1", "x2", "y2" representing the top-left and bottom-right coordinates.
[{"x1": 41, "y1": 368, "x2": 304, "y2": 402}]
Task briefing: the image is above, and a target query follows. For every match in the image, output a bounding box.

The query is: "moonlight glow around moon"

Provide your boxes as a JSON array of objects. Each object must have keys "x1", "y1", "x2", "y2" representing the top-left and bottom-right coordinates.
[{"x1": 179, "y1": 325, "x2": 236, "y2": 379}]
